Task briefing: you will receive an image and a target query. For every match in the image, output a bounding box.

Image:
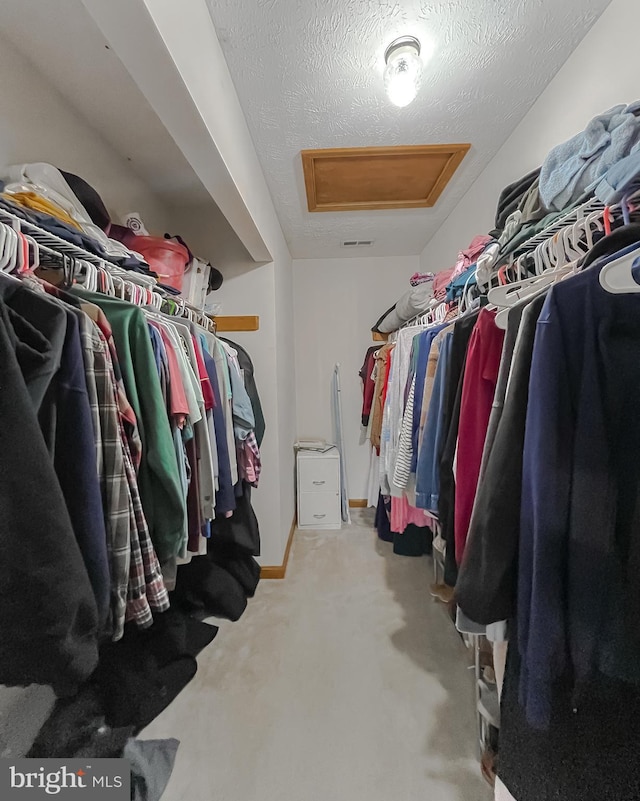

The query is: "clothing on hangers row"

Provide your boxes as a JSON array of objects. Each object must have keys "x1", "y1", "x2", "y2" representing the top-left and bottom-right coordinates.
[
  {"x1": 364, "y1": 187, "x2": 640, "y2": 800},
  {"x1": 0, "y1": 216, "x2": 265, "y2": 696}
]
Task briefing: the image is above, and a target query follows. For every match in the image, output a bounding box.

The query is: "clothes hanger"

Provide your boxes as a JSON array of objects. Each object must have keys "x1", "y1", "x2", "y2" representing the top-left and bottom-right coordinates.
[
  {"x1": 151, "y1": 291, "x2": 164, "y2": 311},
  {"x1": 26, "y1": 235, "x2": 40, "y2": 272},
  {"x1": 0, "y1": 224, "x2": 7, "y2": 270},
  {"x1": 489, "y1": 231, "x2": 575, "y2": 310},
  {"x1": 598, "y1": 242, "x2": 640, "y2": 293},
  {"x1": 585, "y1": 210, "x2": 605, "y2": 250},
  {"x1": 0, "y1": 226, "x2": 18, "y2": 273},
  {"x1": 541, "y1": 237, "x2": 556, "y2": 272},
  {"x1": 457, "y1": 273, "x2": 476, "y2": 317},
  {"x1": 14, "y1": 231, "x2": 28, "y2": 274},
  {"x1": 561, "y1": 225, "x2": 583, "y2": 263}
]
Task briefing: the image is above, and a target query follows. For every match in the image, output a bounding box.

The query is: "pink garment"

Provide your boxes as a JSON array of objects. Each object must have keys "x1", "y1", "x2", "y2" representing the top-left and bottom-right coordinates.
[
  {"x1": 433, "y1": 267, "x2": 455, "y2": 301},
  {"x1": 450, "y1": 234, "x2": 494, "y2": 280},
  {"x1": 153, "y1": 323, "x2": 190, "y2": 420},
  {"x1": 391, "y1": 494, "x2": 429, "y2": 534}
]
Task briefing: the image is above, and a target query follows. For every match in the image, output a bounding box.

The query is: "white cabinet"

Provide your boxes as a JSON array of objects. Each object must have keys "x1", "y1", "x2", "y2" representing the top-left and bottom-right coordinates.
[{"x1": 296, "y1": 448, "x2": 341, "y2": 530}]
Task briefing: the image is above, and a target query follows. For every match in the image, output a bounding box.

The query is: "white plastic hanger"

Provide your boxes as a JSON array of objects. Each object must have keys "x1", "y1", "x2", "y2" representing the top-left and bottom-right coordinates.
[
  {"x1": 561, "y1": 225, "x2": 582, "y2": 263},
  {"x1": 599, "y1": 244, "x2": 640, "y2": 293},
  {"x1": 26, "y1": 236, "x2": 40, "y2": 271},
  {"x1": 488, "y1": 270, "x2": 561, "y2": 309},
  {"x1": 0, "y1": 226, "x2": 18, "y2": 272},
  {"x1": 0, "y1": 225, "x2": 8, "y2": 270},
  {"x1": 458, "y1": 272, "x2": 477, "y2": 316},
  {"x1": 584, "y1": 210, "x2": 605, "y2": 251}
]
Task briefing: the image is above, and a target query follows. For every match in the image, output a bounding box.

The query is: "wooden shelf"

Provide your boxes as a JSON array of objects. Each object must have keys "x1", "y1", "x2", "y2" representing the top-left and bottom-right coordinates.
[{"x1": 211, "y1": 315, "x2": 260, "y2": 332}]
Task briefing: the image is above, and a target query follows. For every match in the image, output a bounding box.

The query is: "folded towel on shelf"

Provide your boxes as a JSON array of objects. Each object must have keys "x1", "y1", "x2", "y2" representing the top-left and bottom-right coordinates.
[
  {"x1": 540, "y1": 102, "x2": 640, "y2": 211},
  {"x1": 595, "y1": 149, "x2": 640, "y2": 205}
]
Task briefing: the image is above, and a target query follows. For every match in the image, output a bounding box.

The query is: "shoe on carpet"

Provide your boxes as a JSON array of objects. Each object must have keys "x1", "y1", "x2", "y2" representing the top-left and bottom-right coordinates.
[
  {"x1": 429, "y1": 583, "x2": 455, "y2": 603},
  {"x1": 481, "y1": 748, "x2": 497, "y2": 788}
]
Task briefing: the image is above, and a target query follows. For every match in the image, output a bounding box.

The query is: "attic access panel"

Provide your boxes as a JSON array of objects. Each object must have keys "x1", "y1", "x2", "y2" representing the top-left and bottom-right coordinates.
[{"x1": 301, "y1": 144, "x2": 470, "y2": 213}]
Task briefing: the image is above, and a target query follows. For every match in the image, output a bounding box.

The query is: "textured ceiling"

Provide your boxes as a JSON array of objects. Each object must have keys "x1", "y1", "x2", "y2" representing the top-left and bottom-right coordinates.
[{"x1": 207, "y1": 0, "x2": 610, "y2": 259}]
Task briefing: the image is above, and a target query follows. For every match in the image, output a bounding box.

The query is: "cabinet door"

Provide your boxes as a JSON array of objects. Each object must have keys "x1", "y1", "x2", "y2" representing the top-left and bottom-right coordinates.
[
  {"x1": 298, "y1": 457, "x2": 340, "y2": 494},
  {"x1": 298, "y1": 491, "x2": 341, "y2": 528}
]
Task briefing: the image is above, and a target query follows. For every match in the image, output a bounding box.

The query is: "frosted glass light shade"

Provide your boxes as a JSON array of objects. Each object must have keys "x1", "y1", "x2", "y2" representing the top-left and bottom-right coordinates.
[{"x1": 384, "y1": 37, "x2": 422, "y2": 108}]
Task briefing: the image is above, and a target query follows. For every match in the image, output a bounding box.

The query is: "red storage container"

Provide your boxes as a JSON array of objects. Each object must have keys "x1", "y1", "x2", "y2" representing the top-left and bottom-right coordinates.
[{"x1": 129, "y1": 236, "x2": 189, "y2": 291}]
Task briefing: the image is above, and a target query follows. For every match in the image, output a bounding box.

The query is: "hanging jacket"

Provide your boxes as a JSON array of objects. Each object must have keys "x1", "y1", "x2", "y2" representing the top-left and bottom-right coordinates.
[
  {"x1": 519, "y1": 241, "x2": 640, "y2": 729},
  {"x1": 221, "y1": 338, "x2": 266, "y2": 447},
  {"x1": 0, "y1": 298, "x2": 98, "y2": 692}
]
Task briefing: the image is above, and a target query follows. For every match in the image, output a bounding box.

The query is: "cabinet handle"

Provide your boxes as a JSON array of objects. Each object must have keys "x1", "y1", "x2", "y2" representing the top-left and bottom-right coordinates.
[
  {"x1": 313, "y1": 514, "x2": 326, "y2": 519},
  {"x1": 312, "y1": 480, "x2": 326, "y2": 486}
]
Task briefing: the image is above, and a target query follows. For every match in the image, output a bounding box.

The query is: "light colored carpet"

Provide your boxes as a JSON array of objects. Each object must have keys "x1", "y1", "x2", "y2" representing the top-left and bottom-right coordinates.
[{"x1": 144, "y1": 510, "x2": 491, "y2": 800}]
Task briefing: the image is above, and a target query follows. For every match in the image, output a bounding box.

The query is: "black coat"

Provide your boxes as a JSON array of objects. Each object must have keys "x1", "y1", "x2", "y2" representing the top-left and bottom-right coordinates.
[
  {"x1": 0, "y1": 298, "x2": 98, "y2": 694},
  {"x1": 221, "y1": 338, "x2": 266, "y2": 447}
]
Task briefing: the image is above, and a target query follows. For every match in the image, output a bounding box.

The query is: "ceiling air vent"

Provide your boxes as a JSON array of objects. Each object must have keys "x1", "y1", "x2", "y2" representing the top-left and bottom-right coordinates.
[{"x1": 341, "y1": 240, "x2": 374, "y2": 248}]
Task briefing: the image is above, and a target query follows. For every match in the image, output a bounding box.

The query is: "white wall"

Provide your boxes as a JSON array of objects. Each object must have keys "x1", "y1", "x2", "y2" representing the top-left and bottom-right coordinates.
[
  {"x1": 293, "y1": 255, "x2": 420, "y2": 499},
  {"x1": 420, "y1": 0, "x2": 640, "y2": 274},
  {"x1": 0, "y1": 31, "x2": 171, "y2": 233}
]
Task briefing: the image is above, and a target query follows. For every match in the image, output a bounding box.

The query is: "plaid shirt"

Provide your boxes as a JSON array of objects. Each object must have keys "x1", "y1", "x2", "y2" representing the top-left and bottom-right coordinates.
[
  {"x1": 237, "y1": 430, "x2": 261, "y2": 487},
  {"x1": 80, "y1": 317, "x2": 131, "y2": 639},
  {"x1": 81, "y1": 312, "x2": 169, "y2": 638},
  {"x1": 122, "y1": 415, "x2": 170, "y2": 629}
]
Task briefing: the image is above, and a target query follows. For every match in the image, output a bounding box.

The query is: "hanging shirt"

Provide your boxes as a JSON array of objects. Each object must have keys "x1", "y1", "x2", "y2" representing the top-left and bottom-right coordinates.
[
  {"x1": 220, "y1": 340, "x2": 255, "y2": 441},
  {"x1": 370, "y1": 343, "x2": 393, "y2": 451},
  {"x1": 80, "y1": 300, "x2": 142, "y2": 467},
  {"x1": 220, "y1": 337, "x2": 266, "y2": 447},
  {"x1": 438, "y1": 310, "x2": 480, "y2": 585},
  {"x1": 417, "y1": 323, "x2": 455, "y2": 457},
  {"x1": 411, "y1": 324, "x2": 447, "y2": 471},
  {"x1": 204, "y1": 345, "x2": 236, "y2": 516},
  {"x1": 415, "y1": 329, "x2": 454, "y2": 513},
  {"x1": 392, "y1": 375, "x2": 416, "y2": 490},
  {"x1": 455, "y1": 294, "x2": 546, "y2": 627},
  {"x1": 238, "y1": 430, "x2": 261, "y2": 487},
  {"x1": 359, "y1": 346, "x2": 378, "y2": 427},
  {"x1": 454, "y1": 308, "x2": 505, "y2": 565},
  {"x1": 213, "y1": 338, "x2": 238, "y2": 486},
  {"x1": 152, "y1": 322, "x2": 190, "y2": 422},
  {"x1": 384, "y1": 326, "x2": 422, "y2": 497},
  {"x1": 71, "y1": 289, "x2": 186, "y2": 563},
  {"x1": 169, "y1": 318, "x2": 216, "y2": 524}
]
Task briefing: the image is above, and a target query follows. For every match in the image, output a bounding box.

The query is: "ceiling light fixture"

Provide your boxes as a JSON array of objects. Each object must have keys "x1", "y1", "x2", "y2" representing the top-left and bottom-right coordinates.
[{"x1": 384, "y1": 35, "x2": 422, "y2": 108}]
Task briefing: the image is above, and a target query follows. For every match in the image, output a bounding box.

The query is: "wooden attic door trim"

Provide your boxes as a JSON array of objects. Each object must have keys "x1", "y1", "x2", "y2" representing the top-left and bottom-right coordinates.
[{"x1": 301, "y1": 144, "x2": 471, "y2": 213}]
